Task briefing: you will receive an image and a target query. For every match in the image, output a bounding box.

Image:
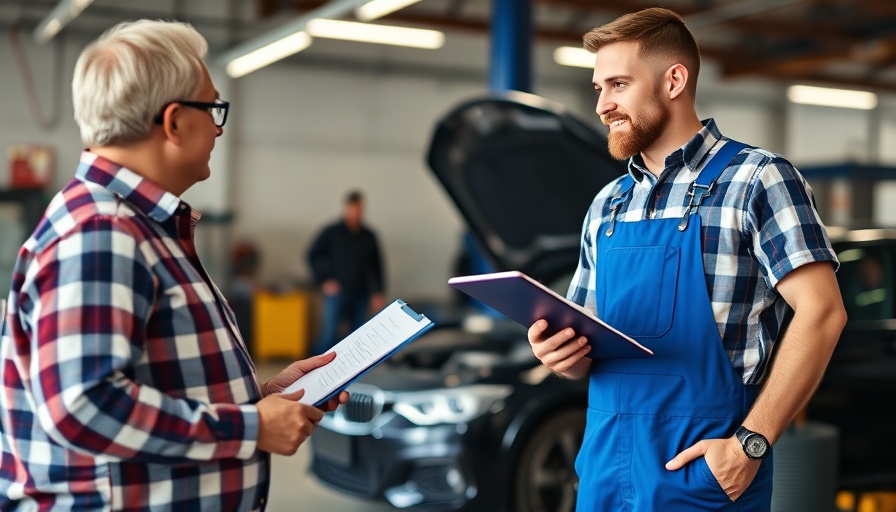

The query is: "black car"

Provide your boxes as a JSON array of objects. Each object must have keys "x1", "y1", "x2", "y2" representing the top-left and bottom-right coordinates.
[
  {"x1": 308, "y1": 94, "x2": 896, "y2": 511},
  {"x1": 806, "y1": 227, "x2": 896, "y2": 494}
]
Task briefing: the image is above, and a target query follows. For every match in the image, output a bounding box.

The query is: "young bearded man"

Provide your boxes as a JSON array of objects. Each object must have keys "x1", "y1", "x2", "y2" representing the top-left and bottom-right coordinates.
[{"x1": 527, "y1": 8, "x2": 846, "y2": 511}]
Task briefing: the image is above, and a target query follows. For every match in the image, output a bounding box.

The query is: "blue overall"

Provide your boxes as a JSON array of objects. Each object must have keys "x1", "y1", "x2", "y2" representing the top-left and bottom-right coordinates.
[{"x1": 575, "y1": 141, "x2": 774, "y2": 511}]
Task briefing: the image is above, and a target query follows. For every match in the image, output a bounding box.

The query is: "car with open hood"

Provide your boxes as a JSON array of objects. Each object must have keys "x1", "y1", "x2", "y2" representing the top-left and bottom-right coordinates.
[{"x1": 308, "y1": 92, "x2": 624, "y2": 511}]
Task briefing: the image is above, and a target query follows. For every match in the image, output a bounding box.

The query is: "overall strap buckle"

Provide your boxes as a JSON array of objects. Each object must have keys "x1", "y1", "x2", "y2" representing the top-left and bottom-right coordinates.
[
  {"x1": 604, "y1": 174, "x2": 637, "y2": 237},
  {"x1": 676, "y1": 139, "x2": 749, "y2": 232},
  {"x1": 678, "y1": 181, "x2": 715, "y2": 232},
  {"x1": 605, "y1": 194, "x2": 627, "y2": 237}
]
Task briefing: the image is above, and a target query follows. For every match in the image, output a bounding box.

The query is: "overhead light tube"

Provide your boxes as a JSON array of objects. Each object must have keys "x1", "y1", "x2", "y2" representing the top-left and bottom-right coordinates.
[
  {"x1": 219, "y1": 0, "x2": 368, "y2": 78},
  {"x1": 34, "y1": 0, "x2": 95, "y2": 43},
  {"x1": 305, "y1": 19, "x2": 444, "y2": 49},
  {"x1": 787, "y1": 85, "x2": 878, "y2": 110},
  {"x1": 355, "y1": 0, "x2": 422, "y2": 21},
  {"x1": 225, "y1": 32, "x2": 312, "y2": 78},
  {"x1": 553, "y1": 46, "x2": 595, "y2": 69}
]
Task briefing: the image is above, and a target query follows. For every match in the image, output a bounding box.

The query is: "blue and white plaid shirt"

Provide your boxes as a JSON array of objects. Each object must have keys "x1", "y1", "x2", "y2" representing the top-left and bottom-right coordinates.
[{"x1": 567, "y1": 119, "x2": 838, "y2": 385}]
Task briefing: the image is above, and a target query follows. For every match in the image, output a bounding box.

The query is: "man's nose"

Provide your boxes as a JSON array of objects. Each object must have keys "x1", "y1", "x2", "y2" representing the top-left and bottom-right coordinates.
[{"x1": 596, "y1": 94, "x2": 616, "y2": 117}]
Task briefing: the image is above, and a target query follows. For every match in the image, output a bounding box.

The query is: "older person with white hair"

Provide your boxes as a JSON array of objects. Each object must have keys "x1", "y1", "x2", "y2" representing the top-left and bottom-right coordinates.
[{"x1": 0, "y1": 19, "x2": 346, "y2": 511}]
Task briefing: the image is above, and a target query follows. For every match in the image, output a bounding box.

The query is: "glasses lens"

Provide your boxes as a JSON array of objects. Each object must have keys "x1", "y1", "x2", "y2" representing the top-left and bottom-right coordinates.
[{"x1": 212, "y1": 106, "x2": 225, "y2": 126}]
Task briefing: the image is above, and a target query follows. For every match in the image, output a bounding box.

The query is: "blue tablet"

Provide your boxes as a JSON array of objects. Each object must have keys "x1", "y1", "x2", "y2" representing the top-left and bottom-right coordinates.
[{"x1": 449, "y1": 271, "x2": 652, "y2": 359}]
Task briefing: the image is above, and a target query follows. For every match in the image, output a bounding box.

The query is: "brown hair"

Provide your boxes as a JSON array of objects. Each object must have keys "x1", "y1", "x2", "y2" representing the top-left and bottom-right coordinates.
[
  {"x1": 583, "y1": 8, "x2": 700, "y2": 96},
  {"x1": 345, "y1": 190, "x2": 363, "y2": 205}
]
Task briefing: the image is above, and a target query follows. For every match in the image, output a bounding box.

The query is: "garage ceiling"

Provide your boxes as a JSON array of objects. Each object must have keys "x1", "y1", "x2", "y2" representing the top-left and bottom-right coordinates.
[{"x1": 4, "y1": 0, "x2": 896, "y2": 92}]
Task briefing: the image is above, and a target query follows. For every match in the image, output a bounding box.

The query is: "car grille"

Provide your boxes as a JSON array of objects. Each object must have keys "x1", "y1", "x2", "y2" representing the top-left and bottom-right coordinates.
[
  {"x1": 345, "y1": 392, "x2": 374, "y2": 422},
  {"x1": 343, "y1": 389, "x2": 382, "y2": 423},
  {"x1": 313, "y1": 458, "x2": 378, "y2": 496},
  {"x1": 412, "y1": 465, "x2": 464, "y2": 495}
]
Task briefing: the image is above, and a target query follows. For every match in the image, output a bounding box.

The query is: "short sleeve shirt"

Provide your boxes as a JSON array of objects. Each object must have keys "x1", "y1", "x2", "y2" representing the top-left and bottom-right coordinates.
[{"x1": 567, "y1": 119, "x2": 839, "y2": 385}]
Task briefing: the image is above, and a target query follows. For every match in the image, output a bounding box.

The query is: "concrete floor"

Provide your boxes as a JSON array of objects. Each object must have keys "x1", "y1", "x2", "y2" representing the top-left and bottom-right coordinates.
[
  {"x1": 266, "y1": 441, "x2": 394, "y2": 512},
  {"x1": 258, "y1": 361, "x2": 395, "y2": 512}
]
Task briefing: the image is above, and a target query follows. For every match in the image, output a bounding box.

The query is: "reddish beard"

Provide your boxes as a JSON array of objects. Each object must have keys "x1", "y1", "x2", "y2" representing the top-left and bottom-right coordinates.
[{"x1": 606, "y1": 98, "x2": 669, "y2": 160}]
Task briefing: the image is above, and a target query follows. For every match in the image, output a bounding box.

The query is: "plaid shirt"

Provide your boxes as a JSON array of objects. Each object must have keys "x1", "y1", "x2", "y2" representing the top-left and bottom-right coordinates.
[
  {"x1": 0, "y1": 152, "x2": 268, "y2": 511},
  {"x1": 568, "y1": 119, "x2": 838, "y2": 385}
]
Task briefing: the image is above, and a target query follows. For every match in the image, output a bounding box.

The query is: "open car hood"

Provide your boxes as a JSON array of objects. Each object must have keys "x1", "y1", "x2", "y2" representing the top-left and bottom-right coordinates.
[{"x1": 427, "y1": 92, "x2": 626, "y2": 284}]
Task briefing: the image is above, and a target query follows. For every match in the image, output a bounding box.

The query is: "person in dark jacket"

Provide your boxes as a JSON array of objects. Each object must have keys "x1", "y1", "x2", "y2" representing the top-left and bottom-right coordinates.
[{"x1": 307, "y1": 191, "x2": 385, "y2": 354}]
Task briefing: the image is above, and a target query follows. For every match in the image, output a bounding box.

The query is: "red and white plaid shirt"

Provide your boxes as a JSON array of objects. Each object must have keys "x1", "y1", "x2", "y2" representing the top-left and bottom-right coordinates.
[{"x1": 0, "y1": 152, "x2": 269, "y2": 511}]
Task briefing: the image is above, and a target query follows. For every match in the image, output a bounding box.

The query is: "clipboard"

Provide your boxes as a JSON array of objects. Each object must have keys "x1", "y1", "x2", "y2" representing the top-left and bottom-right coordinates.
[
  {"x1": 449, "y1": 271, "x2": 652, "y2": 359},
  {"x1": 284, "y1": 299, "x2": 434, "y2": 406}
]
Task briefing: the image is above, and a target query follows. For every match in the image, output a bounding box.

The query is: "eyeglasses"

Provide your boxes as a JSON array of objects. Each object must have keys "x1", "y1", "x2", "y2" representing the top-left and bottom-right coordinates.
[{"x1": 153, "y1": 99, "x2": 230, "y2": 128}]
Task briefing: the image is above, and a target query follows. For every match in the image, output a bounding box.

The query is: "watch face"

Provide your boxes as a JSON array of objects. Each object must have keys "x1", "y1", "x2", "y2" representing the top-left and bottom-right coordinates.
[{"x1": 745, "y1": 435, "x2": 768, "y2": 458}]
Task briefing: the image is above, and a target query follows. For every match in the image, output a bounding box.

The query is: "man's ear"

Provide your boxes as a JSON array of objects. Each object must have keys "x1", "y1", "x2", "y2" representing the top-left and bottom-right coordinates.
[
  {"x1": 665, "y1": 63, "x2": 689, "y2": 100},
  {"x1": 161, "y1": 103, "x2": 183, "y2": 144}
]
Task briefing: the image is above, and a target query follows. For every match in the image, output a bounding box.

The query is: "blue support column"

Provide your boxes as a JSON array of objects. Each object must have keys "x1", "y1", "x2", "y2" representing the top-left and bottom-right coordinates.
[{"x1": 489, "y1": 0, "x2": 533, "y2": 93}]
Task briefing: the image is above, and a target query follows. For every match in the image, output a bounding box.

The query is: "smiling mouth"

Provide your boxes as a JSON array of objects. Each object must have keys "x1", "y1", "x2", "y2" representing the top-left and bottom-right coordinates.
[
  {"x1": 601, "y1": 113, "x2": 629, "y2": 128},
  {"x1": 604, "y1": 118, "x2": 628, "y2": 130}
]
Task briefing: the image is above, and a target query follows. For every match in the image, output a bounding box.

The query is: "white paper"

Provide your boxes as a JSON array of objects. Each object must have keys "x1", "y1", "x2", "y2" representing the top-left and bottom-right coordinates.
[{"x1": 284, "y1": 300, "x2": 430, "y2": 405}]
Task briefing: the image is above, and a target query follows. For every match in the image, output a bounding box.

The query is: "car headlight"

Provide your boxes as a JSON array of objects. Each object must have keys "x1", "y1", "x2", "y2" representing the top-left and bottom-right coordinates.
[{"x1": 391, "y1": 385, "x2": 513, "y2": 426}]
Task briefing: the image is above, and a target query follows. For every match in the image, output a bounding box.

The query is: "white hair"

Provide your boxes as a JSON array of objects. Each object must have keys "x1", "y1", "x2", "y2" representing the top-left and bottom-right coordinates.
[{"x1": 72, "y1": 20, "x2": 208, "y2": 147}]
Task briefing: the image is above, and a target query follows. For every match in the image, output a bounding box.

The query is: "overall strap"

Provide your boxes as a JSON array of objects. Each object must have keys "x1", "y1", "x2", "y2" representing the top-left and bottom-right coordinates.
[
  {"x1": 678, "y1": 140, "x2": 749, "y2": 232},
  {"x1": 604, "y1": 174, "x2": 635, "y2": 237}
]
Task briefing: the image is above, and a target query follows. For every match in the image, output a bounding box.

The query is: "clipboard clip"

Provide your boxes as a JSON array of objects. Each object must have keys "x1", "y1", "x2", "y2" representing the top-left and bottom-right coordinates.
[{"x1": 398, "y1": 300, "x2": 426, "y2": 322}]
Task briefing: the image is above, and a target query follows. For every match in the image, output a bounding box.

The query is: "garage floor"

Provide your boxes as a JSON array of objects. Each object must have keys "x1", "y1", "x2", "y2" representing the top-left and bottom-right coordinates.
[
  {"x1": 258, "y1": 362, "x2": 394, "y2": 512},
  {"x1": 266, "y1": 441, "x2": 394, "y2": 512}
]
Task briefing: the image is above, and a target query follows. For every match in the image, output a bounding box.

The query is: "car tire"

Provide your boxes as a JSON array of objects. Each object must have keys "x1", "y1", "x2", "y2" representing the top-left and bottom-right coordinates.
[{"x1": 510, "y1": 407, "x2": 585, "y2": 512}]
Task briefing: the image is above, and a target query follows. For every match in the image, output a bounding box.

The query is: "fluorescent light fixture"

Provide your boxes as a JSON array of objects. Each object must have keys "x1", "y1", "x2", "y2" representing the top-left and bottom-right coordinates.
[
  {"x1": 225, "y1": 32, "x2": 312, "y2": 78},
  {"x1": 356, "y1": 0, "x2": 422, "y2": 21},
  {"x1": 34, "y1": 0, "x2": 95, "y2": 43},
  {"x1": 553, "y1": 46, "x2": 595, "y2": 69},
  {"x1": 787, "y1": 85, "x2": 878, "y2": 110},
  {"x1": 219, "y1": 0, "x2": 368, "y2": 78},
  {"x1": 305, "y1": 19, "x2": 444, "y2": 48}
]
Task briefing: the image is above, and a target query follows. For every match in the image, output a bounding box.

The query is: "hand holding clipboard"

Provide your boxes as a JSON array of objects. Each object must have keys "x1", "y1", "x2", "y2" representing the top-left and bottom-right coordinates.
[{"x1": 283, "y1": 299, "x2": 434, "y2": 406}]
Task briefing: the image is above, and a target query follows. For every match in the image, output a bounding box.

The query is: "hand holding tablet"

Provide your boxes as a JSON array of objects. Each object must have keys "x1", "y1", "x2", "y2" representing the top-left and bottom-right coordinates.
[{"x1": 449, "y1": 271, "x2": 652, "y2": 359}]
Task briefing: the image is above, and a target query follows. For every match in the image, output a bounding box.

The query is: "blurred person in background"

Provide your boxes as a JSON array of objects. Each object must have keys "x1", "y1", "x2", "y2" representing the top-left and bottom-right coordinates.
[{"x1": 308, "y1": 191, "x2": 385, "y2": 355}]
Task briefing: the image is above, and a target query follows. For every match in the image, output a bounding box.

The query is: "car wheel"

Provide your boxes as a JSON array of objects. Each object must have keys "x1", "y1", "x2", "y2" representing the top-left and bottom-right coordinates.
[{"x1": 510, "y1": 408, "x2": 585, "y2": 512}]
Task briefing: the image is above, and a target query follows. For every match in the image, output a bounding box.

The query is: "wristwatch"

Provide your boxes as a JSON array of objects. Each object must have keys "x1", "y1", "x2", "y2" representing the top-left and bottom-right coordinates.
[{"x1": 735, "y1": 426, "x2": 770, "y2": 460}]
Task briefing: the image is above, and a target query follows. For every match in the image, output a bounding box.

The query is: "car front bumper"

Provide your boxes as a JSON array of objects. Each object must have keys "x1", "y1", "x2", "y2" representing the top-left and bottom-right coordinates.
[{"x1": 310, "y1": 411, "x2": 503, "y2": 511}]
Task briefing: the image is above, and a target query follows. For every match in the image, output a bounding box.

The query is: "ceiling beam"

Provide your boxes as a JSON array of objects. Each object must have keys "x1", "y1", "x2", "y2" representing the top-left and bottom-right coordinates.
[
  {"x1": 538, "y1": 0, "x2": 696, "y2": 16},
  {"x1": 539, "y1": 0, "x2": 859, "y2": 46},
  {"x1": 384, "y1": 11, "x2": 583, "y2": 43},
  {"x1": 723, "y1": 49, "x2": 853, "y2": 78},
  {"x1": 865, "y1": 48, "x2": 896, "y2": 79},
  {"x1": 722, "y1": 35, "x2": 896, "y2": 78},
  {"x1": 293, "y1": 0, "x2": 860, "y2": 48},
  {"x1": 704, "y1": 47, "x2": 896, "y2": 92},
  {"x1": 817, "y1": 0, "x2": 896, "y2": 17},
  {"x1": 285, "y1": 0, "x2": 896, "y2": 91},
  {"x1": 718, "y1": 18, "x2": 861, "y2": 46},
  {"x1": 290, "y1": 0, "x2": 583, "y2": 44},
  {"x1": 539, "y1": 0, "x2": 815, "y2": 24}
]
